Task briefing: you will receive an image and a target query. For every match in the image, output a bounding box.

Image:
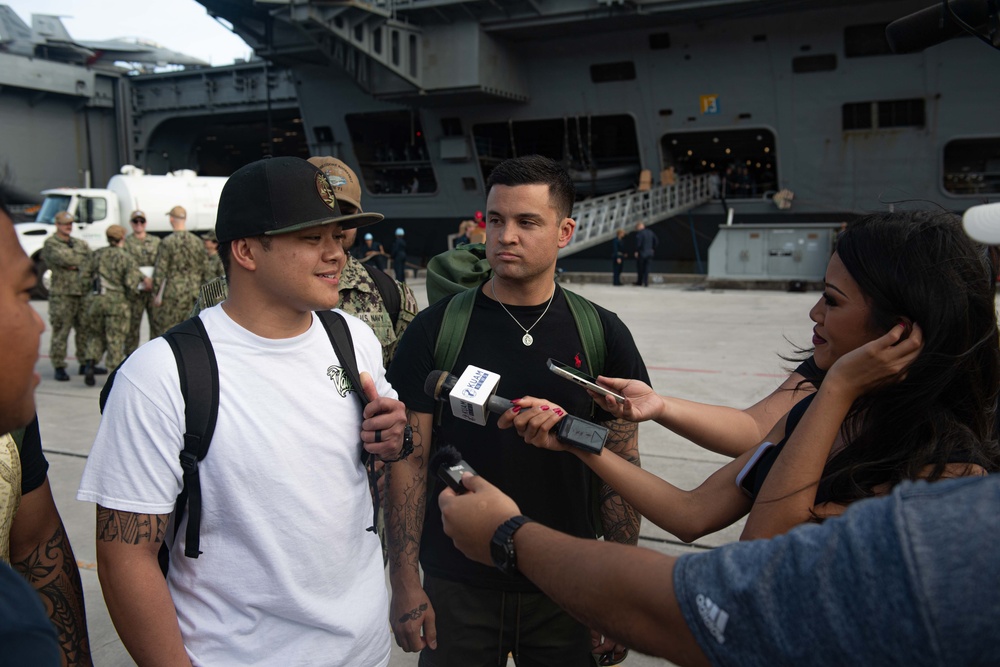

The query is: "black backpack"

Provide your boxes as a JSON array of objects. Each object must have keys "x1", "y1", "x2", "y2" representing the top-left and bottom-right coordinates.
[{"x1": 99, "y1": 310, "x2": 372, "y2": 574}]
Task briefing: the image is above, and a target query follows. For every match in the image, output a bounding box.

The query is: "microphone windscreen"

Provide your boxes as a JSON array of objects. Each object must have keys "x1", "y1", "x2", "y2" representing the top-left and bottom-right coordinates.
[
  {"x1": 429, "y1": 445, "x2": 463, "y2": 476},
  {"x1": 424, "y1": 370, "x2": 457, "y2": 401},
  {"x1": 429, "y1": 444, "x2": 476, "y2": 494}
]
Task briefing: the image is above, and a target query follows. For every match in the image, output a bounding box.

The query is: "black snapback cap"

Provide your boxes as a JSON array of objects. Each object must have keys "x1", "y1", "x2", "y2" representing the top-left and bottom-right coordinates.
[{"x1": 215, "y1": 156, "x2": 384, "y2": 244}]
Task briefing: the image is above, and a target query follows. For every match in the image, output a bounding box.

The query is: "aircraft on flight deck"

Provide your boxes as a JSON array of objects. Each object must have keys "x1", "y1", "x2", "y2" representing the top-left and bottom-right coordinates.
[{"x1": 0, "y1": 4, "x2": 209, "y2": 68}]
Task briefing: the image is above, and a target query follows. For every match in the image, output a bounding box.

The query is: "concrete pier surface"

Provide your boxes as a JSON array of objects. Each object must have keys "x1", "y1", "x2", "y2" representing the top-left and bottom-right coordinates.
[{"x1": 31, "y1": 276, "x2": 817, "y2": 666}]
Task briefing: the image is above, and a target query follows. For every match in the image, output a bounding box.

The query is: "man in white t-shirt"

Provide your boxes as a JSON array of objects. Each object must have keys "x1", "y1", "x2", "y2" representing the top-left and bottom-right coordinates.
[{"x1": 78, "y1": 157, "x2": 409, "y2": 666}]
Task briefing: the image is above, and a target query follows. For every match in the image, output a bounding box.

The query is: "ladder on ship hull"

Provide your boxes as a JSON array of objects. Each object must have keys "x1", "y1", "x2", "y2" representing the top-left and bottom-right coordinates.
[{"x1": 560, "y1": 174, "x2": 712, "y2": 258}]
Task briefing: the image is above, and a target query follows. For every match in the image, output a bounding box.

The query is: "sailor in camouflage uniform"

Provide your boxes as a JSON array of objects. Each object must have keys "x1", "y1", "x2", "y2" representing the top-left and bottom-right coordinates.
[
  {"x1": 339, "y1": 236, "x2": 418, "y2": 367},
  {"x1": 308, "y1": 157, "x2": 418, "y2": 368},
  {"x1": 123, "y1": 209, "x2": 160, "y2": 355},
  {"x1": 83, "y1": 225, "x2": 150, "y2": 384},
  {"x1": 203, "y1": 229, "x2": 225, "y2": 281},
  {"x1": 151, "y1": 205, "x2": 210, "y2": 337},
  {"x1": 40, "y1": 211, "x2": 94, "y2": 381}
]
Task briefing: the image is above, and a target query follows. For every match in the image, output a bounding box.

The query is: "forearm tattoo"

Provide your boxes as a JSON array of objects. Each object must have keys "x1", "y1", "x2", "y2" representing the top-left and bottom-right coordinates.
[
  {"x1": 12, "y1": 522, "x2": 93, "y2": 667},
  {"x1": 385, "y1": 410, "x2": 428, "y2": 575},
  {"x1": 599, "y1": 418, "x2": 641, "y2": 545},
  {"x1": 96, "y1": 507, "x2": 168, "y2": 544}
]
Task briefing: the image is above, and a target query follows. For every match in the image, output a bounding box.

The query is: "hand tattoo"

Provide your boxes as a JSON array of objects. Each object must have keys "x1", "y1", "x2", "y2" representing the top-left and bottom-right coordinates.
[{"x1": 397, "y1": 603, "x2": 429, "y2": 624}]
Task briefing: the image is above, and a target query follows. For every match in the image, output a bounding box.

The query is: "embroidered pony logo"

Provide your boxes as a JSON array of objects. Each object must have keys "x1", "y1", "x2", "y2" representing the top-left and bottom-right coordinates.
[
  {"x1": 326, "y1": 365, "x2": 356, "y2": 398},
  {"x1": 574, "y1": 353, "x2": 583, "y2": 368}
]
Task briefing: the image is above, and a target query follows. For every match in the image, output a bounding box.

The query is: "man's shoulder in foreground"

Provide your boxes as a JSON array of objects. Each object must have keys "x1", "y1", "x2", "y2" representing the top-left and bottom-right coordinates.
[{"x1": 674, "y1": 476, "x2": 1000, "y2": 667}]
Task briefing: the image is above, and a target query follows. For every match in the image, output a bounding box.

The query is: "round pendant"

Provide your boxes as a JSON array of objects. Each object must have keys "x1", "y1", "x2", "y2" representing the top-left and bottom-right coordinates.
[{"x1": 522, "y1": 333, "x2": 533, "y2": 346}]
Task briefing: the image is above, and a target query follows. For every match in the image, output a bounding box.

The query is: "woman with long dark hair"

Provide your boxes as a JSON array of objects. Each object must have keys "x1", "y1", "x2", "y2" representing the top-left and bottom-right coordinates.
[{"x1": 503, "y1": 211, "x2": 1000, "y2": 540}]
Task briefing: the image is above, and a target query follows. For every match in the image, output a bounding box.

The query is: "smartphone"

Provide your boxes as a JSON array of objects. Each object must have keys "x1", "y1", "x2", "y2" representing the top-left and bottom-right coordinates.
[{"x1": 546, "y1": 358, "x2": 625, "y2": 404}]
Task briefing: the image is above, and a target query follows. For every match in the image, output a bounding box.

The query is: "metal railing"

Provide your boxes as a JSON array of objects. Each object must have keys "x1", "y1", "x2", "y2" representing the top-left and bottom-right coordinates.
[{"x1": 561, "y1": 174, "x2": 711, "y2": 257}]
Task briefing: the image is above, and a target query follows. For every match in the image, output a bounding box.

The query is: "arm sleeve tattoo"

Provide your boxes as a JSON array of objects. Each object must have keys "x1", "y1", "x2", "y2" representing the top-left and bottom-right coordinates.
[
  {"x1": 385, "y1": 410, "x2": 430, "y2": 577},
  {"x1": 598, "y1": 418, "x2": 642, "y2": 545},
  {"x1": 96, "y1": 507, "x2": 168, "y2": 544},
  {"x1": 12, "y1": 522, "x2": 93, "y2": 667}
]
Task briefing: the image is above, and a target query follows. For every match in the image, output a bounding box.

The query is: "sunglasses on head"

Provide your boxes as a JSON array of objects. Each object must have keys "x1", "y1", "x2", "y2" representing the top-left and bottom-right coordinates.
[{"x1": 131, "y1": 218, "x2": 147, "y2": 224}]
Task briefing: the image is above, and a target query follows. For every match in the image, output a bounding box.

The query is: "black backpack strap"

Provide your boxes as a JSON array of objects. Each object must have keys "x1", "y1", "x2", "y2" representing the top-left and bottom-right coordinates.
[
  {"x1": 362, "y1": 262, "x2": 401, "y2": 328},
  {"x1": 163, "y1": 316, "x2": 219, "y2": 560},
  {"x1": 316, "y1": 310, "x2": 367, "y2": 410},
  {"x1": 316, "y1": 310, "x2": 381, "y2": 534}
]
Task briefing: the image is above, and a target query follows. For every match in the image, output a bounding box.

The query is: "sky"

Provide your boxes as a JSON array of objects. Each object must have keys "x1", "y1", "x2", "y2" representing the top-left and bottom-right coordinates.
[{"x1": 4, "y1": 0, "x2": 253, "y2": 67}]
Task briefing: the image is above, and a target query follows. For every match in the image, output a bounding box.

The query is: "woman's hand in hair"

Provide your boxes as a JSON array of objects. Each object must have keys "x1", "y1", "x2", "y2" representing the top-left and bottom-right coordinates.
[
  {"x1": 591, "y1": 377, "x2": 663, "y2": 423},
  {"x1": 825, "y1": 322, "x2": 924, "y2": 401}
]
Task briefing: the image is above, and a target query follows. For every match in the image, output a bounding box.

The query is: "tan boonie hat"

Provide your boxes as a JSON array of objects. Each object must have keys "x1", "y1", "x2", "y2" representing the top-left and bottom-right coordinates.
[
  {"x1": 106, "y1": 224, "x2": 126, "y2": 242},
  {"x1": 167, "y1": 205, "x2": 187, "y2": 219},
  {"x1": 307, "y1": 156, "x2": 363, "y2": 211}
]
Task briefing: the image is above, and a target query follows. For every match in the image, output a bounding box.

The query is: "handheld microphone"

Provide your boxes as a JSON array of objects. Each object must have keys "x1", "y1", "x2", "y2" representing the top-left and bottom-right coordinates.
[
  {"x1": 424, "y1": 367, "x2": 513, "y2": 425},
  {"x1": 424, "y1": 368, "x2": 608, "y2": 453},
  {"x1": 429, "y1": 445, "x2": 477, "y2": 494}
]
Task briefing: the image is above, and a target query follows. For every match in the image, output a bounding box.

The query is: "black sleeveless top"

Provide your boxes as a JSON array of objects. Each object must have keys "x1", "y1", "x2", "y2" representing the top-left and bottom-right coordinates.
[{"x1": 737, "y1": 393, "x2": 839, "y2": 504}]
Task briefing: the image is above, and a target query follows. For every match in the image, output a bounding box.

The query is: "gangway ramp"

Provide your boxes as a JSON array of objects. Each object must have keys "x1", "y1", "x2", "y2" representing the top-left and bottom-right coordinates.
[{"x1": 560, "y1": 174, "x2": 711, "y2": 258}]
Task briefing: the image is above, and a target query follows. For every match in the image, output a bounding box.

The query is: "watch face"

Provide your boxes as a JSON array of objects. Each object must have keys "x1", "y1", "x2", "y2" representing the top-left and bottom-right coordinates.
[
  {"x1": 490, "y1": 537, "x2": 506, "y2": 571},
  {"x1": 490, "y1": 535, "x2": 515, "y2": 574}
]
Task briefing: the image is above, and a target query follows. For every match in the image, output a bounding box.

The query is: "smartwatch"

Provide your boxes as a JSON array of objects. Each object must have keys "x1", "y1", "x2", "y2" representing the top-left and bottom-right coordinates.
[{"x1": 490, "y1": 515, "x2": 535, "y2": 575}]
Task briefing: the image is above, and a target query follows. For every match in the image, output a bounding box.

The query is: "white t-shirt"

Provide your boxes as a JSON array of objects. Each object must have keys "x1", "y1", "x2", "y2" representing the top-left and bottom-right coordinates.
[{"x1": 78, "y1": 305, "x2": 392, "y2": 667}]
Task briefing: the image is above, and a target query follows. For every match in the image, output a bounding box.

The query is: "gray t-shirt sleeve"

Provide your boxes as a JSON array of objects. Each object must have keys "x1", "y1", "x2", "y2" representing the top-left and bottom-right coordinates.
[{"x1": 673, "y1": 476, "x2": 1000, "y2": 667}]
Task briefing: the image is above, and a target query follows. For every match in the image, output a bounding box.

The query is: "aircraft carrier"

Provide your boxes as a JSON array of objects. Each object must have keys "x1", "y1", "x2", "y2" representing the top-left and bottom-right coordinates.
[{"x1": 2, "y1": 0, "x2": 998, "y2": 273}]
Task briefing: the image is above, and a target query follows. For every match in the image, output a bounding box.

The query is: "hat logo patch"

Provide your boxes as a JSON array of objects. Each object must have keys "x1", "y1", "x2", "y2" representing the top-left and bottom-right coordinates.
[
  {"x1": 325, "y1": 173, "x2": 349, "y2": 189},
  {"x1": 316, "y1": 172, "x2": 339, "y2": 212}
]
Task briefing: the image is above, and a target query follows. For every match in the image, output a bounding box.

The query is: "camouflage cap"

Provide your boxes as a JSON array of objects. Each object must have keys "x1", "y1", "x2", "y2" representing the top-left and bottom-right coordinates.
[
  {"x1": 106, "y1": 224, "x2": 126, "y2": 242},
  {"x1": 307, "y1": 156, "x2": 364, "y2": 212},
  {"x1": 203, "y1": 229, "x2": 218, "y2": 243},
  {"x1": 129, "y1": 209, "x2": 147, "y2": 222},
  {"x1": 167, "y1": 205, "x2": 187, "y2": 219},
  {"x1": 54, "y1": 211, "x2": 74, "y2": 224}
]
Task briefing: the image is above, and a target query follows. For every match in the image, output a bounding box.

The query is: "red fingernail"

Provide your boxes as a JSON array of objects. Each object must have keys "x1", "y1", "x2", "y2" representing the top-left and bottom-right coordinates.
[
  {"x1": 554, "y1": 408, "x2": 564, "y2": 416},
  {"x1": 512, "y1": 406, "x2": 521, "y2": 413},
  {"x1": 512, "y1": 398, "x2": 521, "y2": 405},
  {"x1": 540, "y1": 405, "x2": 549, "y2": 411}
]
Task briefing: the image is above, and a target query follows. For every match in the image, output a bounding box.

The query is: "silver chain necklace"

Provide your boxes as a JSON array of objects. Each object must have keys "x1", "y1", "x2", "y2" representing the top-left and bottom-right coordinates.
[{"x1": 490, "y1": 276, "x2": 555, "y2": 347}]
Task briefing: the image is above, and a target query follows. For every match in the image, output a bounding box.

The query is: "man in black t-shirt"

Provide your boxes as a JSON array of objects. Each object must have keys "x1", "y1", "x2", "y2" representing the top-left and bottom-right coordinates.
[{"x1": 386, "y1": 155, "x2": 649, "y2": 666}]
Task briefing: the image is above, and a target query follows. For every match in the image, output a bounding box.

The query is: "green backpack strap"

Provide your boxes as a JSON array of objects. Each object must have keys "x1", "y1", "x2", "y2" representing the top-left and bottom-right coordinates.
[
  {"x1": 433, "y1": 287, "x2": 478, "y2": 374},
  {"x1": 563, "y1": 288, "x2": 606, "y2": 380},
  {"x1": 562, "y1": 288, "x2": 611, "y2": 538},
  {"x1": 431, "y1": 287, "x2": 478, "y2": 426}
]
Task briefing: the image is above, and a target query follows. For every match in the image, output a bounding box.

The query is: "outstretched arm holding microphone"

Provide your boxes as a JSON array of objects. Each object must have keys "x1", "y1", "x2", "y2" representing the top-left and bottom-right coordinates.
[{"x1": 590, "y1": 367, "x2": 817, "y2": 458}]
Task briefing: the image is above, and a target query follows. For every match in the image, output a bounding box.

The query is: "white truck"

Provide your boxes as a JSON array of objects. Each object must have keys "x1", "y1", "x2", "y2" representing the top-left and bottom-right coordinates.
[{"x1": 16, "y1": 166, "x2": 227, "y2": 295}]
